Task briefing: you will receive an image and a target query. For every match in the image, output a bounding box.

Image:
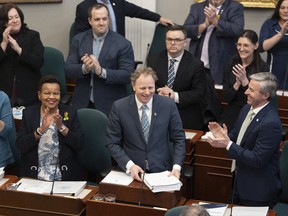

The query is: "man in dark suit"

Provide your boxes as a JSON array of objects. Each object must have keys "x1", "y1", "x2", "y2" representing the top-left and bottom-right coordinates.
[
  {"x1": 106, "y1": 67, "x2": 185, "y2": 181},
  {"x1": 75, "y1": 0, "x2": 174, "y2": 36},
  {"x1": 183, "y1": 0, "x2": 244, "y2": 85},
  {"x1": 147, "y1": 25, "x2": 206, "y2": 130},
  {"x1": 65, "y1": 3, "x2": 134, "y2": 115},
  {"x1": 207, "y1": 72, "x2": 282, "y2": 208}
]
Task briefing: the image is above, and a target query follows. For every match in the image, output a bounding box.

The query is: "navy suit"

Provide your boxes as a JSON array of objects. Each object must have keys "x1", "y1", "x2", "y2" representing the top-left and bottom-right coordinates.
[
  {"x1": 106, "y1": 94, "x2": 186, "y2": 172},
  {"x1": 75, "y1": 0, "x2": 161, "y2": 36},
  {"x1": 229, "y1": 103, "x2": 282, "y2": 205},
  {"x1": 147, "y1": 50, "x2": 206, "y2": 130},
  {"x1": 16, "y1": 104, "x2": 84, "y2": 180},
  {"x1": 65, "y1": 29, "x2": 134, "y2": 115},
  {"x1": 183, "y1": 0, "x2": 244, "y2": 84}
]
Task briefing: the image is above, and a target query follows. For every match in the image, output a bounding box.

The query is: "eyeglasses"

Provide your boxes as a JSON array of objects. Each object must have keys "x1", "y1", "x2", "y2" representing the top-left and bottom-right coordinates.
[
  {"x1": 166, "y1": 38, "x2": 186, "y2": 44},
  {"x1": 42, "y1": 91, "x2": 61, "y2": 97},
  {"x1": 235, "y1": 43, "x2": 254, "y2": 49}
]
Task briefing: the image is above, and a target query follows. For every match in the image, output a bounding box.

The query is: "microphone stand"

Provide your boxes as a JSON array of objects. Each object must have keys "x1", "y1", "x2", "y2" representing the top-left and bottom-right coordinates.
[
  {"x1": 143, "y1": 43, "x2": 151, "y2": 67},
  {"x1": 230, "y1": 167, "x2": 237, "y2": 216},
  {"x1": 138, "y1": 160, "x2": 148, "y2": 206},
  {"x1": 282, "y1": 65, "x2": 288, "y2": 96},
  {"x1": 50, "y1": 154, "x2": 60, "y2": 195}
]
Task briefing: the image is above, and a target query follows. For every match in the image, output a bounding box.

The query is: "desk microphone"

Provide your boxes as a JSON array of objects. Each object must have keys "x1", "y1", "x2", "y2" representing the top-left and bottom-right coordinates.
[
  {"x1": 143, "y1": 43, "x2": 151, "y2": 67},
  {"x1": 230, "y1": 167, "x2": 238, "y2": 216},
  {"x1": 138, "y1": 160, "x2": 148, "y2": 206},
  {"x1": 50, "y1": 152, "x2": 60, "y2": 195}
]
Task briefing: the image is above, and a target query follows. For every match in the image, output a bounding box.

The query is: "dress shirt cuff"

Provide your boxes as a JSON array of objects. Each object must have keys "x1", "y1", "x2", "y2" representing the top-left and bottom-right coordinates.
[
  {"x1": 98, "y1": 68, "x2": 107, "y2": 79},
  {"x1": 226, "y1": 141, "x2": 233, "y2": 151},
  {"x1": 173, "y1": 164, "x2": 181, "y2": 172},
  {"x1": 82, "y1": 64, "x2": 90, "y2": 74},
  {"x1": 174, "y1": 92, "x2": 179, "y2": 103},
  {"x1": 126, "y1": 160, "x2": 135, "y2": 174}
]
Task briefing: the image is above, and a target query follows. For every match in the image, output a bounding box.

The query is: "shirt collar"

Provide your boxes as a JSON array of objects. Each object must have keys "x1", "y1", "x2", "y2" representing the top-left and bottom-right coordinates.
[
  {"x1": 251, "y1": 101, "x2": 269, "y2": 115},
  {"x1": 93, "y1": 30, "x2": 109, "y2": 41},
  {"x1": 168, "y1": 51, "x2": 184, "y2": 63},
  {"x1": 135, "y1": 95, "x2": 153, "y2": 111}
]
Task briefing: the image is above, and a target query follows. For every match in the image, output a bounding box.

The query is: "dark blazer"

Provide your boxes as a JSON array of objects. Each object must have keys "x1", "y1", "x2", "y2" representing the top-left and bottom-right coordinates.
[
  {"x1": 16, "y1": 104, "x2": 84, "y2": 180},
  {"x1": 64, "y1": 29, "x2": 134, "y2": 115},
  {"x1": 106, "y1": 94, "x2": 186, "y2": 173},
  {"x1": 183, "y1": 0, "x2": 244, "y2": 84},
  {"x1": 228, "y1": 103, "x2": 282, "y2": 203},
  {"x1": 147, "y1": 50, "x2": 206, "y2": 130},
  {"x1": 75, "y1": 0, "x2": 161, "y2": 36},
  {"x1": 0, "y1": 29, "x2": 44, "y2": 106}
]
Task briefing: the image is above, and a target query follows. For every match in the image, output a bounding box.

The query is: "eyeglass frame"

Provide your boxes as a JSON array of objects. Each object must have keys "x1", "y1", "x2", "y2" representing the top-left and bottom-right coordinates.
[{"x1": 165, "y1": 37, "x2": 186, "y2": 44}]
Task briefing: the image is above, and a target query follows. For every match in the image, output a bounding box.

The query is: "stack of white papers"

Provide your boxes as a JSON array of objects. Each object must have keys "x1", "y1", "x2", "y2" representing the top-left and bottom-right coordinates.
[
  {"x1": 198, "y1": 203, "x2": 228, "y2": 216},
  {"x1": 144, "y1": 170, "x2": 182, "y2": 193},
  {"x1": 231, "y1": 206, "x2": 269, "y2": 216},
  {"x1": 16, "y1": 178, "x2": 87, "y2": 197},
  {"x1": 101, "y1": 170, "x2": 133, "y2": 186}
]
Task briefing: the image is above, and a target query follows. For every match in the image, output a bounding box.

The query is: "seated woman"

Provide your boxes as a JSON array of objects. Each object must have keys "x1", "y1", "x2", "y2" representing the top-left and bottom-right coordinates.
[
  {"x1": 0, "y1": 91, "x2": 14, "y2": 168},
  {"x1": 16, "y1": 75, "x2": 84, "y2": 181},
  {"x1": 221, "y1": 29, "x2": 269, "y2": 132}
]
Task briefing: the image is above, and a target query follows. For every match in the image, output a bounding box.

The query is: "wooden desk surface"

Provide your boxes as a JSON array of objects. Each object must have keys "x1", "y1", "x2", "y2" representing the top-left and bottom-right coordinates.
[
  {"x1": 0, "y1": 175, "x2": 18, "y2": 190},
  {"x1": 185, "y1": 199, "x2": 276, "y2": 216}
]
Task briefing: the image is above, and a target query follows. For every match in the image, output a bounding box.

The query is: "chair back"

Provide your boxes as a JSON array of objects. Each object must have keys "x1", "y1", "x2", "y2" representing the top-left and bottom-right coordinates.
[
  {"x1": 77, "y1": 108, "x2": 111, "y2": 177},
  {"x1": 279, "y1": 141, "x2": 288, "y2": 202},
  {"x1": 69, "y1": 22, "x2": 75, "y2": 47},
  {"x1": 8, "y1": 119, "x2": 20, "y2": 165},
  {"x1": 146, "y1": 23, "x2": 167, "y2": 61},
  {"x1": 40, "y1": 46, "x2": 67, "y2": 96},
  {"x1": 165, "y1": 206, "x2": 188, "y2": 216}
]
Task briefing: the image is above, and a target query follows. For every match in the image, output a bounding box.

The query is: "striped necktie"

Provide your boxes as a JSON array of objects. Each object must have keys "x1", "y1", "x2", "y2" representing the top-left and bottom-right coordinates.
[
  {"x1": 167, "y1": 59, "x2": 177, "y2": 88},
  {"x1": 141, "y1": 104, "x2": 149, "y2": 144}
]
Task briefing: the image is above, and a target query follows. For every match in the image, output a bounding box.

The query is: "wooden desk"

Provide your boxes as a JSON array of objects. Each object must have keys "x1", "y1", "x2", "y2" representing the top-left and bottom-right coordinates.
[
  {"x1": 86, "y1": 196, "x2": 186, "y2": 216},
  {"x1": 0, "y1": 176, "x2": 97, "y2": 216},
  {"x1": 185, "y1": 199, "x2": 276, "y2": 216},
  {"x1": 193, "y1": 140, "x2": 232, "y2": 203},
  {"x1": 0, "y1": 175, "x2": 18, "y2": 190}
]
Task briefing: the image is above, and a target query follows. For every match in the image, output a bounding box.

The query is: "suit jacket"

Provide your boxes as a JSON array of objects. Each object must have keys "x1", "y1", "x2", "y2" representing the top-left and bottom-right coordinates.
[
  {"x1": 147, "y1": 50, "x2": 206, "y2": 130},
  {"x1": 64, "y1": 29, "x2": 134, "y2": 115},
  {"x1": 183, "y1": 0, "x2": 244, "y2": 84},
  {"x1": 75, "y1": 0, "x2": 161, "y2": 36},
  {"x1": 16, "y1": 104, "x2": 84, "y2": 180},
  {"x1": 228, "y1": 103, "x2": 282, "y2": 203},
  {"x1": 0, "y1": 28, "x2": 44, "y2": 106},
  {"x1": 106, "y1": 94, "x2": 186, "y2": 173}
]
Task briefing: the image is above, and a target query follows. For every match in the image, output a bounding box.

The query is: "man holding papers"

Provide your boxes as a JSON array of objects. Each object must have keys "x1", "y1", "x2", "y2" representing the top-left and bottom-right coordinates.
[
  {"x1": 106, "y1": 67, "x2": 185, "y2": 182},
  {"x1": 207, "y1": 72, "x2": 282, "y2": 208}
]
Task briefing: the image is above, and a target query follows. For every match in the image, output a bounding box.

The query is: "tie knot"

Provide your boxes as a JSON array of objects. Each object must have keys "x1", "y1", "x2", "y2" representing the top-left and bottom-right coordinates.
[
  {"x1": 170, "y1": 59, "x2": 177, "y2": 64},
  {"x1": 248, "y1": 109, "x2": 255, "y2": 120},
  {"x1": 141, "y1": 104, "x2": 148, "y2": 111}
]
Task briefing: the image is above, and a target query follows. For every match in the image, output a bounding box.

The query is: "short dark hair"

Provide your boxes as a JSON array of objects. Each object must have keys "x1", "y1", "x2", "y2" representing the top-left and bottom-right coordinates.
[
  {"x1": 166, "y1": 24, "x2": 187, "y2": 39},
  {"x1": 38, "y1": 75, "x2": 61, "y2": 91},
  {"x1": 88, "y1": 3, "x2": 109, "y2": 18}
]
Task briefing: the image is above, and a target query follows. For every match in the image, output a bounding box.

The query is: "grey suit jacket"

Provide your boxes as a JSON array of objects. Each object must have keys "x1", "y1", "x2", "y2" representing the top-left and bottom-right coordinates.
[
  {"x1": 65, "y1": 29, "x2": 134, "y2": 115},
  {"x1": 106, "y1": 94, "x2": 186, "y2": 172}
]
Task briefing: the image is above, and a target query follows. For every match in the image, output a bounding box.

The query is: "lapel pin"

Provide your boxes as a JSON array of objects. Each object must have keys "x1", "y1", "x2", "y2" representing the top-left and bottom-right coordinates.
[
  {"x1": 256, "y1": 119, "x2": 259, "y2": 122},
  {"x1": 154, "y1": 113, "x2": 157, "y2": 116}
]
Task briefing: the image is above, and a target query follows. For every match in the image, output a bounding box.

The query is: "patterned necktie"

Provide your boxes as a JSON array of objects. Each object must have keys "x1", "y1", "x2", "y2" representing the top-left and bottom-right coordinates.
[
  {"x1": 90, "y1": 38, "x2": 102, "y2": 103},
  {"x1": 167, "y1": 59, "x2": 177, "y2": 88},
  {"x1": 141, "y1": 104, "x2": 149, "y2": 144},
  {"x1": 231, "y1": 109, "x2": 255, "y2": 172}
]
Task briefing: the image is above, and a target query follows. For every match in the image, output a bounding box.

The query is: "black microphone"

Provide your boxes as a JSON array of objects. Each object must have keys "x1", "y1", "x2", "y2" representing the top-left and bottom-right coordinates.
[
  {"x1": 230, "y1": 167, "x2": 238, "y2": 216},
  {"x1": 138, "y1": 160, "x2": 148, "y2": 206},
  {"x1": 50, "y1": 153, "x2": 60, "y2": 195},
  {"x1": 282, "y1": 66, "x2": 288, "y2": 96},
  {"x1": 143, "y1": 43, "x2": 151, "y2": 67}
]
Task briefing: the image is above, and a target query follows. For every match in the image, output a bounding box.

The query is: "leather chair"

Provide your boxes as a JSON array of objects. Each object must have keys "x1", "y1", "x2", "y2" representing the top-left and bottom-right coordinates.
[
  {"x1": 77, "y1": 108, "x2": 112, "y2": 184},
  {"x1": 40, "y1": 46, "x2": 71, "y2": 104},
  {"x1": 165, "y1": 206, "x2": 188, "y2": 216},
  {"x1": 273, "y1": 140, "x2": 288, "y2": 215}
]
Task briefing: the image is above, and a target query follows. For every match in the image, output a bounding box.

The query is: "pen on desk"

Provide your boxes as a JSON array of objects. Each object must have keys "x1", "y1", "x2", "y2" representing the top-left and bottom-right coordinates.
[{"x1": 15, "y1": 182, "x2": 22, "y2": 189}]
